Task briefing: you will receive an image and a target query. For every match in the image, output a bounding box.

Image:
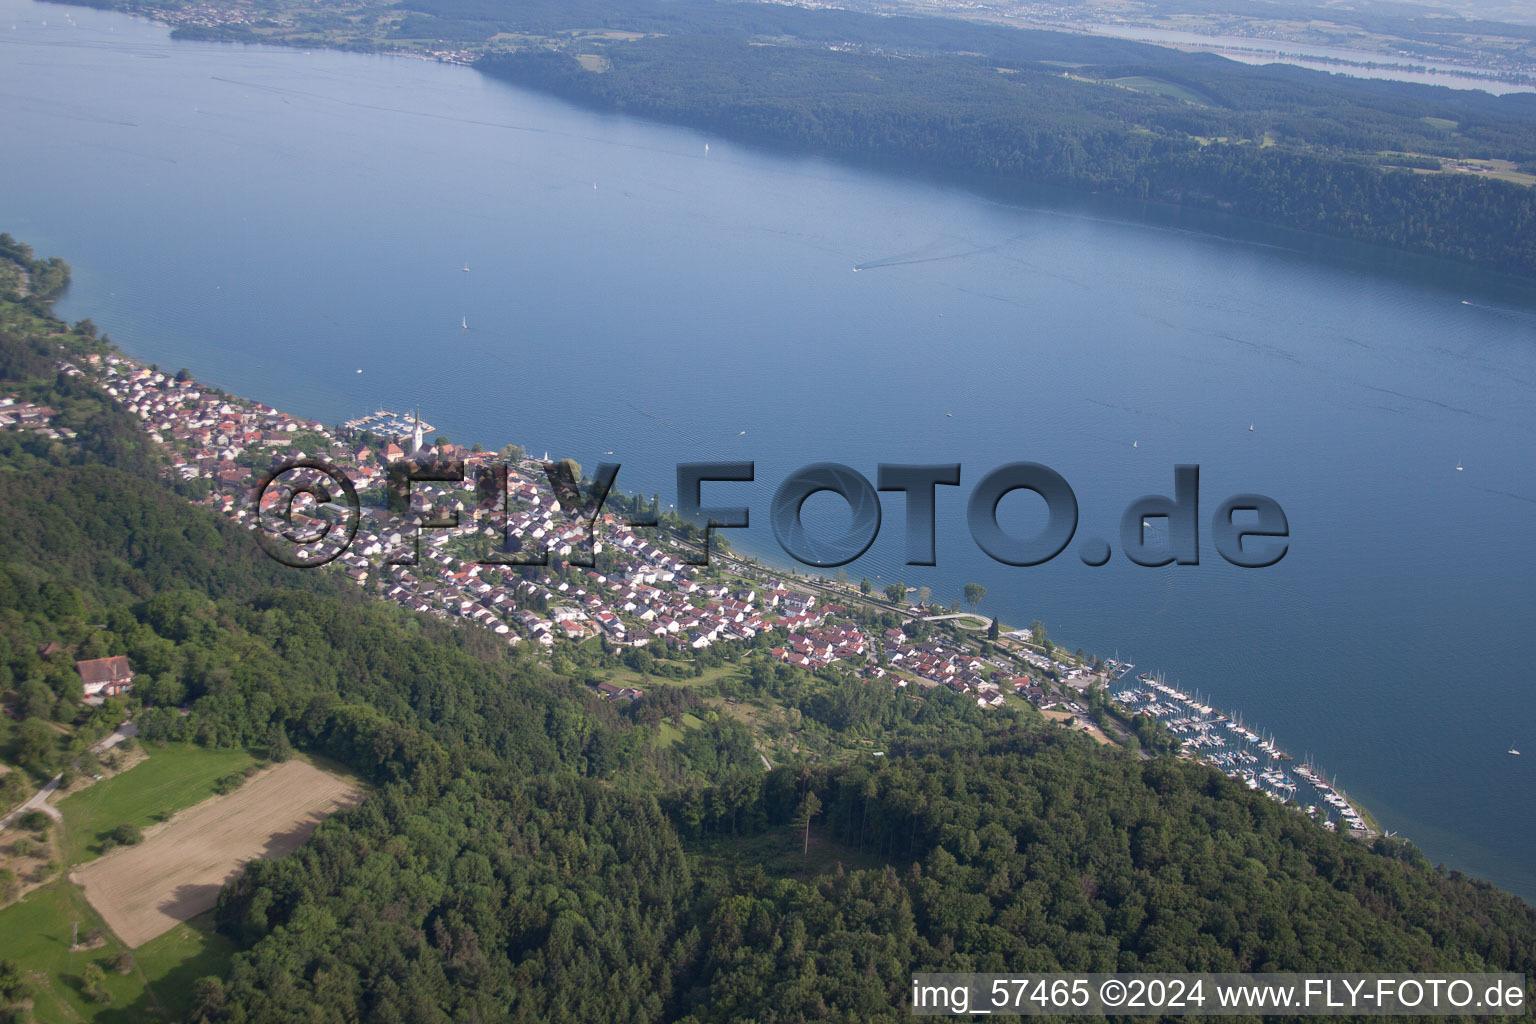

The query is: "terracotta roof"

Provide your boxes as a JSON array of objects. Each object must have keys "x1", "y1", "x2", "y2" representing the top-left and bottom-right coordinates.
[{"x1": 76, "y1": 655, "x2": 133, "y2": 686}]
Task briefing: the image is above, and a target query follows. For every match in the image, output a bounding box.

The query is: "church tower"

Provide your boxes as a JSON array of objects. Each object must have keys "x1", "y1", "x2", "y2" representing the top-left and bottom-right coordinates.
[{"x1": 409, "y1": 407, "x2": 425, "y2": 455}]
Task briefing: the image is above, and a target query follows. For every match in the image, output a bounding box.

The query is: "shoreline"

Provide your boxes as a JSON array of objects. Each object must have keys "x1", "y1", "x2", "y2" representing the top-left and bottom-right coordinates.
[
  {"x1": 1114, "y1": 672, "x2": 1380, "y2": 838},
  {"x1": 105, "y1": 333, "x2": 1396, "y2": 847},
  {"x1": 30, "y1": 0, "x2": 1536, "y2": 284},
  {"x1": 41, "y1": 0, "x2": 1536, "y2": 93}
]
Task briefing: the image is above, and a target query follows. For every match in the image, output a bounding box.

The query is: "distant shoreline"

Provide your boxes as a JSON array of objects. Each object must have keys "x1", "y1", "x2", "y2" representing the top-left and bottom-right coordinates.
[{"x1": 36, "y1": 0, "x2": 1536, "y2": 280}]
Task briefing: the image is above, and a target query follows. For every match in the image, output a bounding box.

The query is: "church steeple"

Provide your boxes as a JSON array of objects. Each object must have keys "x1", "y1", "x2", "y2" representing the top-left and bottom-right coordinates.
[{"x1": 410, "y1": 407, "x2": 425, "y2": 455}]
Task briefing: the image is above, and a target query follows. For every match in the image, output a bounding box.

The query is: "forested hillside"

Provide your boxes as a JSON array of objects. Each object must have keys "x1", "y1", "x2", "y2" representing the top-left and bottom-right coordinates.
[
  {"x1": 67, "y1": 0, "x2": 1536, "y2": 275},
  {"x1": 1, "y1": 242, "x2": 1533, "y2": 1022},
  {"x1": 479, "y1": 26, "x2": 1536, "y2": 277}
]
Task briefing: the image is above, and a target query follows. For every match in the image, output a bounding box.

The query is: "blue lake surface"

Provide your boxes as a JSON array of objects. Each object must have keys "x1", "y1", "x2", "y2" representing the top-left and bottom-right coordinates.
[{"x1": 3, "y1": 0, "x2": 1534, "y2": 898}]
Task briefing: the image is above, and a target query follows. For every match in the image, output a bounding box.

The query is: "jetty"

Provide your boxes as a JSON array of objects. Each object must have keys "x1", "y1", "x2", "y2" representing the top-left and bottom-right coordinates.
[
  {"x1": 1114, "y1": 674, "x2": 1376, "y2": 837},
  {"x1": 342, "y1": 408, "x2": 435, "y2": 439}
]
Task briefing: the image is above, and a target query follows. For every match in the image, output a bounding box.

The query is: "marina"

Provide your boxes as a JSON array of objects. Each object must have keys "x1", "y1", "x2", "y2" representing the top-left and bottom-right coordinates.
[
  {"x1": 342, "y1": 409, "x2": 436, "y2": 439},
  {"x1": 1114, "y1": 673, "x2": 1376, "y2": 837}
]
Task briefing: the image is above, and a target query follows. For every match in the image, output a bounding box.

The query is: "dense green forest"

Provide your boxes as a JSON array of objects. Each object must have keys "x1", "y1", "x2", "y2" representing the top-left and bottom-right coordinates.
[{"x1": 2, "y1": 242, "x2": 1534, "y2": 1020}]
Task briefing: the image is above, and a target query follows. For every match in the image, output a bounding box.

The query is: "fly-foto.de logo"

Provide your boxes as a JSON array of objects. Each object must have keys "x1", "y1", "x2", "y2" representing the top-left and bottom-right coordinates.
[{"x1": 251, "y1": 458, "x2": 1288, "y2": 571}]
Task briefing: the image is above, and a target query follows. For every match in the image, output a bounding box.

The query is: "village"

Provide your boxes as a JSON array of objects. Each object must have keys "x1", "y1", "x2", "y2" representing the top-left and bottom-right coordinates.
[
  {"x1": 53, "y1": 352, "x2": 1105, "y2": 725},
  {"x1": 36, "y1": 350, "x2": 1387, "y2": 835},
  {"x1": 0, "y1": 395, "x2": 69, "y2": 441}
]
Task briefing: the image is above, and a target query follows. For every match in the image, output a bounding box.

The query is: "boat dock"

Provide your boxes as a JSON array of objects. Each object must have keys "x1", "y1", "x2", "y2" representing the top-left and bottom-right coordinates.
[
  {"x1": 1114, "y1": 674, "x2": 1376, "y2": 838},
  {"x1": 342, "y1": 409, "x2": 434, "y2": 439}
]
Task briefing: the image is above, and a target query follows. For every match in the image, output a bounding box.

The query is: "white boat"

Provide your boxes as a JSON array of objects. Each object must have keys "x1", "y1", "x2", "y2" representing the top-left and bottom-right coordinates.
[
  {"x1": 1132, "y1": 440, "x2": 1138, "y2": 448},
  {"x1": 461, "y1": 316, "x2": 467, "y2": 329},
  {"x1": 1509, "y1": 744, "x2": 1521, "y2": 756},
  {"x1": 462, "y1": 264, "x2": 469, "y2": 272},
  {"x1": 1248, "y1": 423, "x2": 1254, "y2": 431},
  {"x1": 1456, "y1": 460, "x2": 1463, "y2": 471}
]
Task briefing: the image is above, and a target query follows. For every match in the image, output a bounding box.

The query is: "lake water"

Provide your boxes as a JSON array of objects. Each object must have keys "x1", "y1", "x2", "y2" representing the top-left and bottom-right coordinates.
[{"x1": 4, "y1": 0, "x2": 1535, "y2": 899}]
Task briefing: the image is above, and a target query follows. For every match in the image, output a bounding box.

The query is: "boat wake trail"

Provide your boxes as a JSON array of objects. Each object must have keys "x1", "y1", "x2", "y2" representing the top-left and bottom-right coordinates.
[
  {"x1": 616, "y1": 395, "x2": 714, "y2": 451},
  {"x1": 854, "y1": 232, "x2": 1027, "y2": 272},
  {"x1": 207, "y1": 75, "x2": 550, "y2": 136},
  {"x1": 1459, "y1": 299, "x2": 1536, "y2": 324},
  {"x1": 1475, "y1": 485, "x2": 1536, "y2": 506}
]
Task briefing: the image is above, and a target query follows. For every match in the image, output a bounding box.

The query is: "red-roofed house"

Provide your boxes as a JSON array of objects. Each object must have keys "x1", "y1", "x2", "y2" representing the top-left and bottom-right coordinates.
[{"x1": 76, "y1": 655, "x2": 134, "y2": 698}]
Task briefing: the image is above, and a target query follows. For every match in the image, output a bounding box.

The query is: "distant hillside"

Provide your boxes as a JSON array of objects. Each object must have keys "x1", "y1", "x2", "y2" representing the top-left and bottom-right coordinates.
[
  {"x1": 478, "y1": 13, "x2": 1536, "y2": 278},
  {"x1": 46, "y1": 0, "x2": 1536, "y2": 275}
]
